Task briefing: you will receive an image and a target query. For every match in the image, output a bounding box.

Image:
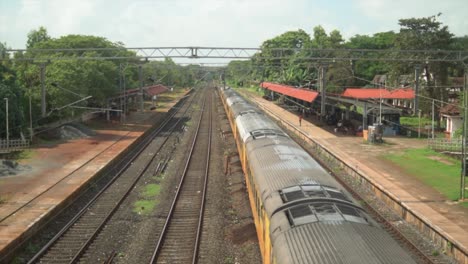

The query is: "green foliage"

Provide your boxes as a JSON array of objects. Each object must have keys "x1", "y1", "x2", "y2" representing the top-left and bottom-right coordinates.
[
  {"x1": 133, "y1": 200, "x2": 157, "y2": 215},
  {"x1": 26, "y1": 26, "x2": 51, "y2": 48},
  {"x1": 399, "y1": 116, "x2": 432, "y2": 127}
]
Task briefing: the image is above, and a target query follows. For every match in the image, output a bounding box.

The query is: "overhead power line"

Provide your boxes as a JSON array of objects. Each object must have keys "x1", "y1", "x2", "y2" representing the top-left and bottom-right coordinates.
[{"x1": 3, "y1": 47, "x2": 468, "y2": 63}]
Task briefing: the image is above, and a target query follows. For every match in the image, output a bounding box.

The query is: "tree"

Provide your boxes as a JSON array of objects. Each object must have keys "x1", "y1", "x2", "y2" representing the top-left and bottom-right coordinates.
[
  {"x1": 345, "y1": 31, "x2": 396, "y2": 84},
  {"x1": 26, "y1": 26, "x2": 51, "y2": 48},
  {"x1": 0, "y1": 56, "x2": 25, "y2": 138},
  {"x1": 394, "y1": 14, "x2": 454, "y2": 118}
]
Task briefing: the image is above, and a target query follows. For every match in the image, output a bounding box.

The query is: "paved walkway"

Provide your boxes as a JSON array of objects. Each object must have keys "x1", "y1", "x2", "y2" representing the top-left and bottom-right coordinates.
[{"x1": 249, "y1": 96, "x2": 468, "y2": 259}]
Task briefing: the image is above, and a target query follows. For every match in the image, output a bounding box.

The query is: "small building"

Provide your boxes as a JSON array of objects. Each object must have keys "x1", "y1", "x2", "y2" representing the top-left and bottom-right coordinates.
[{"x1": 439, "y1": 102, "x2": 461, "y2": 139}]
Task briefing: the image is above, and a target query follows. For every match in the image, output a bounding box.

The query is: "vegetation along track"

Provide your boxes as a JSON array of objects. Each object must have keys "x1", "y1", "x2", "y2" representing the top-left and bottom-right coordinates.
[
  {"x1": 150, "y1": 88, "x2": 213, "y2": 264},
  {"x1": 27, "y1": 89, "x2": 199, "y2": 264}
]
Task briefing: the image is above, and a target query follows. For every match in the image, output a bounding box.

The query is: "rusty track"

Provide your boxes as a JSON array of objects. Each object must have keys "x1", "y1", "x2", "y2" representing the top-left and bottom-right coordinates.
[
  {"x1": 150, "y1": 90, "x2": 212, "y2": 264},
  {"x1": 27, "y1": 90, "x2": 197, "y2": 264}
]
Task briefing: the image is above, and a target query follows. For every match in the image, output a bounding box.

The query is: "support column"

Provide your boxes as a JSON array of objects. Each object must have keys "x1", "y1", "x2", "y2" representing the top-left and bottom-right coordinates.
[
  {"x1": 40, "y1": 63, "x2": 46, "y2": 117},
  {"x1": 363, "y1": 102, "x2": 368, "y2": 129},
  {"x1": 139, "y1": 65, "x2": 144, "y2": 112},
  {"x1": 461, "y1": 67, "x2": 468, "y2": 200},
  {"x1": 319, "y1": 65, "x2": 328, "y2": 121},
  {"x1": 414, "y1": 65, "x2": 421, "y2": 116}
]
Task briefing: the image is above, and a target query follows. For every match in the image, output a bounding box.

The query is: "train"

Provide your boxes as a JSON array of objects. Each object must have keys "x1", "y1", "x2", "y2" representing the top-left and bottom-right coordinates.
[{"x1": 219, "y1": 87, "x2": 416, "y2": 264}]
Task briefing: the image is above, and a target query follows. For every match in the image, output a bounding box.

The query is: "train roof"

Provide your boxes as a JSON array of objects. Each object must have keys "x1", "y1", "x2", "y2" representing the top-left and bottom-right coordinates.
[
  {"x1": 235, "y1": 111, "x2": 287, "y2": 143},
  {"x1": 271, "y1": 218, "x2": 416, "y2": 264}
]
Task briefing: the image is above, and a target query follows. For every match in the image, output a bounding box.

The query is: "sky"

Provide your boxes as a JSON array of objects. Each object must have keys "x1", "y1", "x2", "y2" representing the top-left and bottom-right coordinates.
[{"x1": 1, "y1": 0, "x2": 467, "y2": 51}]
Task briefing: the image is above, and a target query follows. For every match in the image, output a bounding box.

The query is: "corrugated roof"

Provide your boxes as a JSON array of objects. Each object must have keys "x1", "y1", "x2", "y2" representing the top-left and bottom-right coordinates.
[
  {"x1": 342, "y1": 88, "x2": 414, "y2": 99},
  {"x1": 261, "y1": 82, "x2": 319, "y2": 103},
  {"x1": 145, "y1": 84, "x2": 169, "y2": 96},
  {"x1": 277, "y1": 223, "x2": 416, "y2": 264},
  {"x1": 119, "y1": 84, "x2": 168, "y2": 96},
  {"x1": 440, "y1": 102, "x2": 460, "y2": 116}
]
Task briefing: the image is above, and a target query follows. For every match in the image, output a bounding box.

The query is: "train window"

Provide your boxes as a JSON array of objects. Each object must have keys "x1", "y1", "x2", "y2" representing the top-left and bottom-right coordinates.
[
  {"x1": 290, "y1": 205, "x2": 311, "y2": 218},
  {"x1": 313, "y1": 203, "x2": 344, "y2": 222},
  {"x1": 287, "y1": 205, "x2": 318, "y2": 226},
  {"x1": 336, "y1": 204, "x2": 368, "y2": 224},
  {"x1": 302, "y1": 185, "x2": 326, "y2": 198},
  {"x1": 284, "y1": 191, "x2": 305, "y2": 201},
  {"x1": 336, "y1": 204, "x2": 360, "y2": 217},
  {"x1": 280, "y1": 186, "x2": 304, "y2": 202},
  {"x1": 324, "y1": 187, "x2": 350, "y2": 202}
]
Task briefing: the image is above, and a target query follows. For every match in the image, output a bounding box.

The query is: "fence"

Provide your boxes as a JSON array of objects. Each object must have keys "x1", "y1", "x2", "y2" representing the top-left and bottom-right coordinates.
[
  {"x1": 0, "y1": 139, "x2": 30, "y2": 153},
  {"x1": 427, "y1": 138, "x2": 463, "y2": 152}
]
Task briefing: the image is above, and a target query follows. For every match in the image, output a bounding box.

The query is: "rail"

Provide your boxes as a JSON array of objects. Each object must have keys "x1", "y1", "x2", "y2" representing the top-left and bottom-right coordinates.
[
  {"x1": 27, "y1": 90, "x2": 196, "y2": 264},
  {"x1": 150, "y1": 89, "x2": 212, "y2": 264}
]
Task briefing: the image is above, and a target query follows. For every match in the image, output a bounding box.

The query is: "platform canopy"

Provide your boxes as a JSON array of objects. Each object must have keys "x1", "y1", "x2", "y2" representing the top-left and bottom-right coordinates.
[
  {"x1": 261, "y1": 82, "x2": 319, "y2": 103},
  {"x1": 342, "y1": 88, "x2": 414, "y2": 99}
]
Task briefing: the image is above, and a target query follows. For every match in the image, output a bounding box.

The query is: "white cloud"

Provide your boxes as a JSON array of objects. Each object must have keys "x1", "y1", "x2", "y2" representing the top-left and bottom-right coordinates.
[{"x1": 1, "y1": 0, "x2": 467, "y2": 55}]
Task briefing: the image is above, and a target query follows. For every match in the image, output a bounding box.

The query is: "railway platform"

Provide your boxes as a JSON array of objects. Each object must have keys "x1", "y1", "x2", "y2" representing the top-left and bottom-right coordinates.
[
  {"x1": 0, "y1": 93, "x2": 184, "y2": 261},
  {"x1": 247, "y1": 94, "x2": 468, "y2": 264}
]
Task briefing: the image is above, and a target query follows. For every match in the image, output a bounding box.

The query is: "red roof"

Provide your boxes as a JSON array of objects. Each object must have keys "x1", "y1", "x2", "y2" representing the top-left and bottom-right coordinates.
[
  {"x1": 342, "y1": 88, "x2": 414, "y2": 99},
  {"x1": 119, "y1": 84, "x2": 168, "y2": 96},
  {"x1": 261, "y1": 82, "x2": 319, "y2": 103},
  {"x1": 145, "y1": 85, "x2": 169, "y2": 96}
]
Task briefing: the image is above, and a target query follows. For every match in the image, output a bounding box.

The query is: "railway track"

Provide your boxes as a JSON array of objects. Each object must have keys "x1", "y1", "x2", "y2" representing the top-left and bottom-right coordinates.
[
  {"x1": 0, "y1": 129, "x2": 132, "y2": 225},
  {"x1": 27, "y1": 90, "x2": 198, "y2": 264},
  {"x1": 150, "y1": 90, "x2": 213, "y2": 264}
]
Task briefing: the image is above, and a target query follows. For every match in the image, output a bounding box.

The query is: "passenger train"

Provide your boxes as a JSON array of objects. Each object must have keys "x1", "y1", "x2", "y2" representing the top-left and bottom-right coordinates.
[{"x1": 219, "y1": 87, "x2": 416, "y2": 264}]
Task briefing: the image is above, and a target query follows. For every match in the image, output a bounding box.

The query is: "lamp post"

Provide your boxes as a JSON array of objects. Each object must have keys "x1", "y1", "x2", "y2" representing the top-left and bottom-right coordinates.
[{"x1": 4, "y1": 98, "x2": 8, "y2": 149}]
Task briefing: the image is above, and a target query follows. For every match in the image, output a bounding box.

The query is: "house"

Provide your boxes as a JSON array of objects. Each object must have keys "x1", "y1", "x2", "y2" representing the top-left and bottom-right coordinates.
[{"x1": 439, "y1": 102, "x2": 461, "y2": 139}]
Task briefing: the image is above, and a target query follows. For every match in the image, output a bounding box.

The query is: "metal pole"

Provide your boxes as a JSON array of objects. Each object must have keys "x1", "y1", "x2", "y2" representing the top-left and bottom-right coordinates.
[
  {"x1": 139, "y1": 65, "x2": 144, "y2": 112},
  {"x1": 320, "y1": 65, "x2": 327, "y2": 121},
  {"x1": 40, "y1": 63, "x2": 46, "y2": 117},
  {"x1": 462, "y1": 68, "x2": 468, "y2": 200},
  {"x1": 29, "y1": 94, "x2": 33, "y2": 141},
  {"x1": 123, "y1": 66, "x2": 127, "y2": 123},
  {"x1": 418, "y1": 110, "x2": 421, "y2": 138},
  {"x1": 432, "y1": 99, "x2": 435, "y2": 139},
  {"x1": 414, "y1": 65, "x2": 421, "y2": 116},
  {"x1": 379, "y1": 89, "x2": 382, "y2": 124},
  {"x1": 4, "y1": 98, "x2": 8, "y2": 149}
]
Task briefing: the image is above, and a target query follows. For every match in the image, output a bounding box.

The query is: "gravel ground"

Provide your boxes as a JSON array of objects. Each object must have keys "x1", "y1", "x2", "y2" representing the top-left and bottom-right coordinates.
[{"x1": 13, "y1": 87, "x2": 263, "y2": 264}]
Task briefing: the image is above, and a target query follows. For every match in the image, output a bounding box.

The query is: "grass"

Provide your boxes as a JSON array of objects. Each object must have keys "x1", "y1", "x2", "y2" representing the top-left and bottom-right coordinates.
[
  {"x1": 142, "y1": 184, "x2": 161, "y2": 198},
  {"x1": 400, "y1": 116, "x2": 433, "y2": 127},
  {"x1": 0, "y1": 149, "x2": 35, "y2": 161},
  {"x1": 133, "y1": 183, "x2": 161, "y2": 215},
  {"x1": 133, "y1": 200, "x2": 157, "y2": 215},
  {"x1": 384, "y1": 148, "x2": 467, "y2": 203}
]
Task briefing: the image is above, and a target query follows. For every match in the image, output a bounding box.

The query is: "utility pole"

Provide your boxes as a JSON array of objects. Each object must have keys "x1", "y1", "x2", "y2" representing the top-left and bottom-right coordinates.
[
  {"x1": 40, "y1": 63, "x2": 47, "y2": 117},
  {"x1": 319, "y1": 64, "x2": 328, "y2": 122},
  {"x1": 432, "y1": 99, "x2": 435, "y2": 139},
  {"x1": 414, "y1": 65, "x2": 421, "y2": 116},
  {"x1": 139, "y1": 64, "x2": 144, "y2": 112},
  {"x1": 461, "y1": 67, "x2": 468, "y2": 200},
  {"x1": 4, "y1": 98, "x2": 8, "y2": 149},
  {"x1": 29, "y1": 94, "x2": 33, "y2": 141}
]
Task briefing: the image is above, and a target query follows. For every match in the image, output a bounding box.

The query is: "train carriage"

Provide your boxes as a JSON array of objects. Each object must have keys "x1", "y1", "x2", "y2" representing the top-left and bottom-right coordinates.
[{"x1": 218, "y1": 87, "x2": 416, "y2": 264}]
